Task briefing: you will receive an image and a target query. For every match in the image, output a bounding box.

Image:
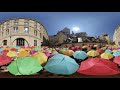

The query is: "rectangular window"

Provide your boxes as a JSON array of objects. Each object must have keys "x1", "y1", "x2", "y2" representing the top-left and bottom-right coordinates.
[
  {"x1": 7, "y1": 22, "x2": 9, "y2": 28},
  {"x1": 24, "y1": 20, "x2": 29, "y2": 26},
  {"x1": 14, "y1": 27, "x2": 18, "y2": 32},
  {"x1": 24, "y1": 27, "x2": 29, "y2": 33},
  {"x1": 34, "y1": 30, "x2": 37, "y2": 36},
  {"x1": 6, "y1": 29, "x2": 9, "y2": 35},
  {"x1": 34, "y1": 40, "x2": 37, "y2": 46},
  {"x1": 14, "y1": 20, "x2": 18, "y2": 25},
  {"x1": 34, "y1": 22, "x2": 37, "y2": 28},
  {"x1": 40, "y1": 33, "x2": 43, "y2": 38},
  {"x1": 2, "y1": 32, "x2": 3, "y2": 37}
]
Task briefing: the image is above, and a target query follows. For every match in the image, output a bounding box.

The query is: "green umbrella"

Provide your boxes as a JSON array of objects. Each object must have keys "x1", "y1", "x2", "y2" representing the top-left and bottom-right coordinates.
[{"x1": 7, "y1": 57, "x2": 43, "y2": 75}]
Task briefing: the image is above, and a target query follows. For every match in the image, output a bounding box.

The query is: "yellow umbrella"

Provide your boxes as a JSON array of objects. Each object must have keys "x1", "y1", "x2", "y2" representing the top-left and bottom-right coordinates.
[
  {"x1": 94, "y1": 45, "x2": 98, "y2": 47},
  {"x1": 87, "y1": 50, "x2": 99, "y2": 57},
  {"x1": 18, "y1": 51, "x2": 30, "y2": 57},
  {"x1": 18, "y1": 48, "x2": 26, "y2": 52},
  {"x1": 6, "y1": 51, "x2": 17, "y2": 58},
  {"x1": 64, "y1": 50, "x2": 74, "y2": 56},
  {"x1": 82, "y1": 46, "x2": 88, "y2": 49},
  {"x1": 24, "y1": 48, "x2": 31, "y2": 51},
  {"x1": 32, "y1": 52, "x2": 48, "y2": 65},
  {"x1": 52, "y1": 49, "x2": 57, "y2": 53},
  {"x1": 100, "y1": 52, "x2": 113, "y2": 59},
  {"x1": 112, "y1": 50, "x2": 118, "y2": 53}
]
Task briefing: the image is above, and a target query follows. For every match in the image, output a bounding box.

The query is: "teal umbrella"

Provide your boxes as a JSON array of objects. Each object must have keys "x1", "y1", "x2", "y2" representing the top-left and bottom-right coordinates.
[
  {"x1": 73, "y1": 51, "x2": 88, "y2": 60},
  {"x1": 105, "y1": 49, "x2": 112, "y2": 54},
  {"x1": 113, "y1": 51, "x2": 120, "y2": 57},
  {"x1": 0, "y1": 48, "x2": 4, "y2": 53},
  {"x1": 44, "y1": 54, "x2": 79, "y2": 75},
  {"x1": 7, "y1": 57, "x2": 43, "y2": 75},
  {"x1": 16, "y1": 46, "x2": 20, "y2": 50},
  {"x1": 34, "y1": 47, "x2": 41, "y2": 51}
]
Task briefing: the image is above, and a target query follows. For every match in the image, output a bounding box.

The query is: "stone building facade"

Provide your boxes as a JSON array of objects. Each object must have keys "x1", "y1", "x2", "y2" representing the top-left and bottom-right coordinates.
[
  {"x1": 113, "y1": 25, "x2": 120, "y2": 45},
  {"x1": 0, "y1": 18, "x2": 49, "y2": 47}
]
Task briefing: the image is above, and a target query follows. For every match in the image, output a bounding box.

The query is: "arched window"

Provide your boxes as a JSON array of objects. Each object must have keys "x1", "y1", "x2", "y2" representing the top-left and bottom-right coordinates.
[
  {"x1": 3, "y1": 40, "x2": 7, "y2": 45},
  {"x1": 16, "y1": 38, "x2": 25, "y2": 46}
]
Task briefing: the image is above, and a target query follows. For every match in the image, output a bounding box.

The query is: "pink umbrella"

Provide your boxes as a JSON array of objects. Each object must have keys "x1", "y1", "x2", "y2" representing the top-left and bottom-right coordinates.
[
  {"x1": 2, "y1": 50, "x2": 9, "y2": 55},
  {"x1": 113, "y1": 56, "x2": 120, "y2": 64}
]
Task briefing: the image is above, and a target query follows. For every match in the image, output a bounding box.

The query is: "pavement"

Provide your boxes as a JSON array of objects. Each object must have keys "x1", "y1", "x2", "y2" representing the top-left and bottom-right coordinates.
[{"x1": 0, "y1": 70, "x2": 120, "y2": 78}]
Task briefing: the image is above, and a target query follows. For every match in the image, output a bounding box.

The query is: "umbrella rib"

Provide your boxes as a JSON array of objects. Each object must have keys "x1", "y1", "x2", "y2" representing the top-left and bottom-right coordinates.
[{"x1": 16, "y1": 60, "x2": 22, "y2": 75}]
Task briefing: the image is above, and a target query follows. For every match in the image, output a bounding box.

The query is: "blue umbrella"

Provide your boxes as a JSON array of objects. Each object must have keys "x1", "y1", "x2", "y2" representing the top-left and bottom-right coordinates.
[
  {"x1": 105, "y1": 49, "x2": 112, "y2": 54},
  {"x1": 73, "y1": 51, "x2": 87, "y2": 60},
  {"x1": 113, "y1": 51, "x2": 120, "y2": 57},
  {"x1": 44, "y1": 54, "x2": 79, "y2": 75}
]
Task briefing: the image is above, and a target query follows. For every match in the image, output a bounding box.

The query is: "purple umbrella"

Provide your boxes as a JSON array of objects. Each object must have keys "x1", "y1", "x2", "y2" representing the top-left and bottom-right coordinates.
[
  {"x1": 44, "y1": 52, "x2": 51, "y2": 57},
  {"x1": 30, "y1": 50, "x2": 38, "y2": 55}
]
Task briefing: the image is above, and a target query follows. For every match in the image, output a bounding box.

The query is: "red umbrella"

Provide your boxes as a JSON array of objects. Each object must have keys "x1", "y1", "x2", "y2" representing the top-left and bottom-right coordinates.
[
  {"x1": 77, "y1": 58, "x2": 120, "y2": 75},
  {"x1": 96, "y1": 49, "x2": 104, "y2": 53},
  {"x1": 0, "y1": 55, "x2": 12, "y2": 66},
  {"x1": 11, "y1": 48, "x2": 17, "y2": 51},
  {"x1": 1, "y1": 50, "x2": 9, "y2": 55},
  {"x1": 69, "y1": 47, "x2": 75, "y2": 51},
  {"x1": 113, "y1": 56, "x2": 120, "y2": 64},
  {"x1": 74, "y1": 46, "x2": 81, "y2": 51}
]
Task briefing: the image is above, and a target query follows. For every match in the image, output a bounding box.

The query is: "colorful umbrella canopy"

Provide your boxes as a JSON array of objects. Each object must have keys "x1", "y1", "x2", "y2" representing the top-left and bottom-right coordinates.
[
  {"x1": 0, "y1": 55, "x2": 12, "y2": 66},
  {"x1": 87, "y1": 50, "x2": 99, "y2": 57},
  {"x1": 113, "y1": 56, "x2": 120, "y2": 64},
  {"x1": 33, "y1": 47, "x2": 41, "y2": 51},
  {"x1": 44, "y1": 54, "x2": 79, "y2": 75},
  {"x1": 82, "y1": 46, "x2": 88, "y2": 49},
  {"x1": 105, "y1": 49, "x2": 112, "y2": 54},
  {"x1": 101, "y1": 52, "x2": 113, "y2": 59},
  {"x1": 30, "y1": 50, "x2": 38, "y2": 55},
  {"x1": 7, "y1": 57, "x2": 43, "y2": 75},
  {"x1": 18, "y1": 51, "x2": 30, "y2": 57},
  {"x1": 59, "y1": 49, "x2": 66, "y2": 54},
  {"x1": 113, "y1": 51, "x2": 120, "y2": 57},
  {"x1": 5, "y1": 48, "x2": 11, "y2": 51},
  {"x1": 77, "y1": 58, "x2": 120, "y2": 75},
  {"x1": 96, "y1": 49, "x2": 104, "y2": 54},
  {"x1": 18, "y1": 48, "x2": 26, "y2": 52},
  {"x1": 11, "y1": 48, "x2": 17, "y2": 51},
  {"x1": 73, "y1": 51, "x2": 87, "y2": 60},
  {"x1": 112, "y1": 50, "x2": 118, "y2": 53},
  {"x1": 1, "y1": 50, "x2": 9, "y2": 55},
  {"x1": 44, "y1": 52, "x2": 51, "y2": 57},
  {"x1": 69, "y1": 47, "x2": 75, "y2": 51},
  {"x1": 32, "y1": 52, "x2": 48, "y2": 65},
  {"x1": 6, "y1": 51, "x2": 17, "y2": 58},
  {"x1": 64, "y1": 50, "x2": 74, "y2": 56}
]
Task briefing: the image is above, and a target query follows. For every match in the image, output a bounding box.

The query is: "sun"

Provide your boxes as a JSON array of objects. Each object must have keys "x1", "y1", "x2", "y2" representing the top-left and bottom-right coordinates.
[{"x1": 72, "y1": 27, "x2": 80, "y2": 32}]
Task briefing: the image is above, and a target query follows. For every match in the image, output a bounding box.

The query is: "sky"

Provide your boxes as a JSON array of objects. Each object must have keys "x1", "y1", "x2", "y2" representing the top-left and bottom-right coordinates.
[{"x1": 0, "y1": 12, "x2": 120, "y2": 40}]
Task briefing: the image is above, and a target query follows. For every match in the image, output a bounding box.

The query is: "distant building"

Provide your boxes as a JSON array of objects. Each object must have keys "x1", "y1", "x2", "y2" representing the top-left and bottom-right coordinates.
[
  {"x1": 113, "y1": 25, "x2": 120, "y2": 45},
  {"x1": 75, "y1": 32, "x2": 88, "y2": 37},
  {"x1": 57, "y1": 27, "x2": 70, "y2": 35},
  {"x1": 101, "y1": 33, "x2": 111, "y2": 44}
]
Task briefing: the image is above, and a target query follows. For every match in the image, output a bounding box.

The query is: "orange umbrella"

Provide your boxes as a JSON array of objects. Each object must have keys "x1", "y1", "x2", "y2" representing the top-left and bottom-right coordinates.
[
  {"x1": 18, "y1": 51, "x2": 30, "y2": 57},
  {"x1": 64, "y1": 50, "x2": 74, "y2": 56}
]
